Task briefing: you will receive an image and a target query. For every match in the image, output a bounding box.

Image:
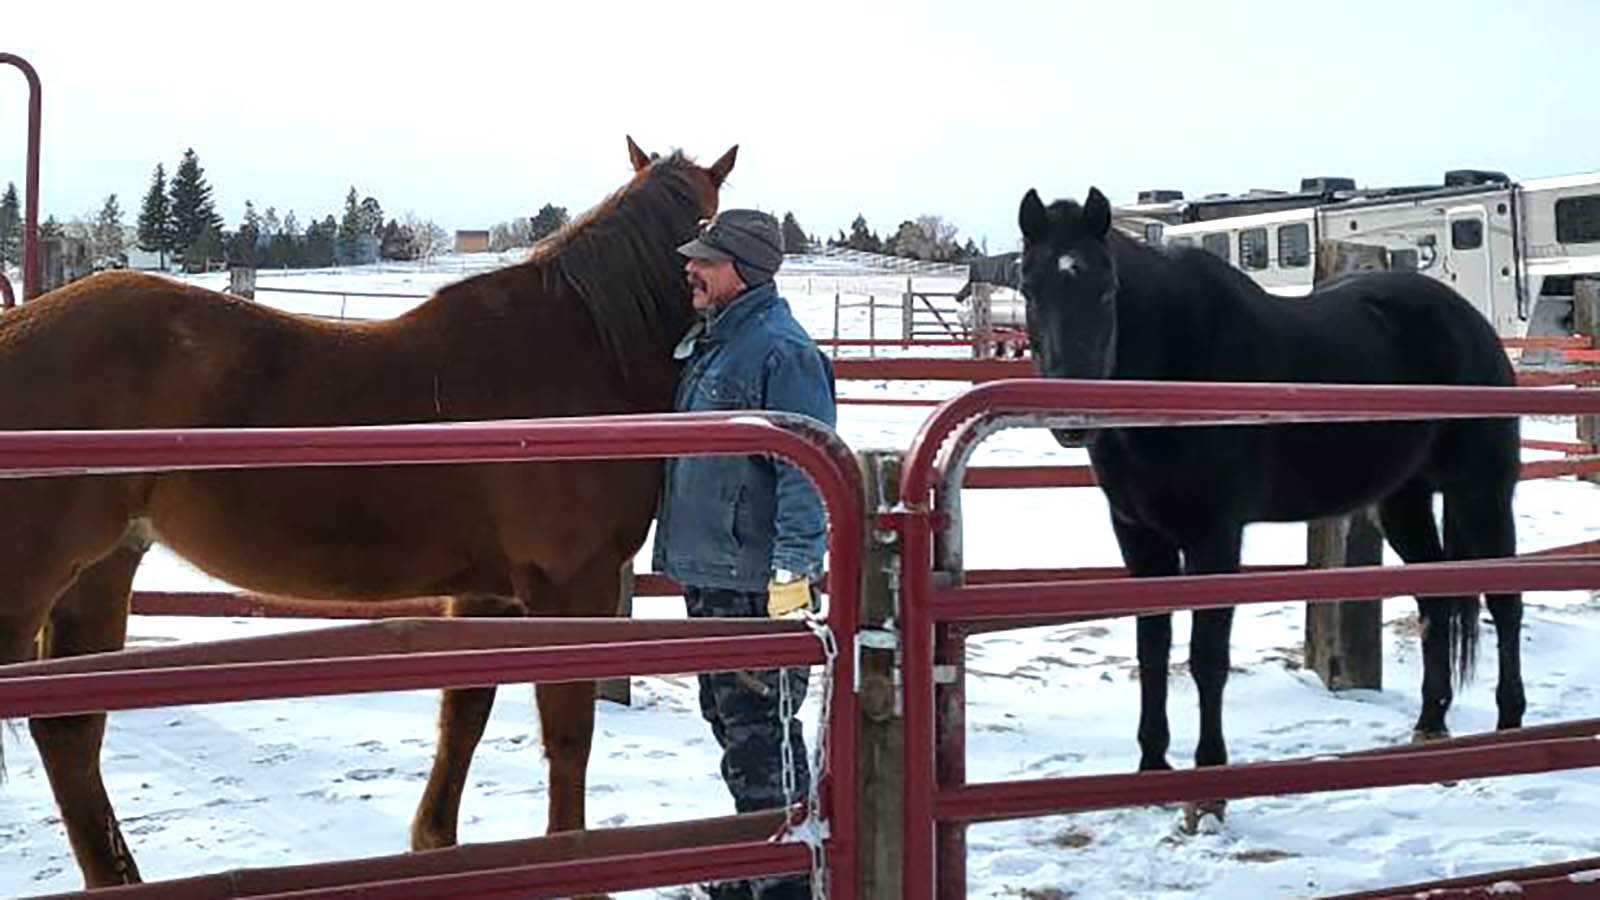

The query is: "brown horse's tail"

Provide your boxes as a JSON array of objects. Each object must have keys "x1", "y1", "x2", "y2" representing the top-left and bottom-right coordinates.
[{"x1": 1449, "y1": 596, "x2": 1481, "y2": 690}]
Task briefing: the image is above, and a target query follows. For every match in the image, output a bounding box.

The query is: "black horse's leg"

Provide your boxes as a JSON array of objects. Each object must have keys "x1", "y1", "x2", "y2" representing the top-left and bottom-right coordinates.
[
  {"x1": 1377, "y1": 479, "x2": 1456, "y2": 739},
  {"x1": 1182, "y1": 525, "x2": 1243, "y2": 768},
  {"x1": 1110, "y1": 513, "x2": 1181, "y2": 772},
  {"x1": 1177, "y1": 525, "x2": 1242, "y2": 832},
  {"x1": 1444, "y1": 483, "x2": 1523, "y2": 730}
]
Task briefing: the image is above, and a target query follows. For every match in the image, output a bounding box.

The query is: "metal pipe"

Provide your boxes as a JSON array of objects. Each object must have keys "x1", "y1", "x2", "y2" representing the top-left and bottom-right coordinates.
[
  {"x1": 0, "y1": 53, "x2": 41, "y2": 299},
  {"x1": 933, "y1": 558, "x2": 1598, "y2": 623},
  {"x1": 935, "y1": 735, "x2": 1600, "y2": 823}
]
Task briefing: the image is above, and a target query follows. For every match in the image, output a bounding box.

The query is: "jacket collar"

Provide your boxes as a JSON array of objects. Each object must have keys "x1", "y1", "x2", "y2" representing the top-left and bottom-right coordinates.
[{"x1": 704, "y1": 281, "x2": 779, "y2": 342}]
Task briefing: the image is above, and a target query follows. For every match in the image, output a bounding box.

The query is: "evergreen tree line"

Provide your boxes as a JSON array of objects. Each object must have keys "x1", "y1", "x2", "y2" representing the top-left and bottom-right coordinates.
[
  {"x1": 822, "y1": 212, "x2": 983, "y2": 262},
  {"x1": 4, "y1": 166, "x2": 991, "y2": 279},
  {"x1": 132, "y1": 148, "x2": 449, "y2": 273}
]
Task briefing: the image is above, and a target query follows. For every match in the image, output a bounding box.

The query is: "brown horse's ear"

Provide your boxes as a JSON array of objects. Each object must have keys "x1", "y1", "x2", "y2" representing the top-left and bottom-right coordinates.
[
  {"x1": 707, "y1": 144, "x2": 738, "y2": 186},
  {"x1": 626, "y1": 135, "x2": 652, "y2": 173}
]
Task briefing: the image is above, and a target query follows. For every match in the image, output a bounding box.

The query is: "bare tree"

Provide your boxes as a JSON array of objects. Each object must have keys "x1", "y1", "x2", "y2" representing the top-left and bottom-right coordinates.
[
  {"x1": 916, "y1": 215, "x2": 960, "y2": 260},
  {"x1": 404, "y1": 212, "x2": 451, "y2": 261}
]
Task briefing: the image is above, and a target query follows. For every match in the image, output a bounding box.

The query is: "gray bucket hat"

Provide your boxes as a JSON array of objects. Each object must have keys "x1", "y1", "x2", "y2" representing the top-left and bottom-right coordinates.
[{"x1": 678, "y1": 208, "x2": 785, "y2": 286}]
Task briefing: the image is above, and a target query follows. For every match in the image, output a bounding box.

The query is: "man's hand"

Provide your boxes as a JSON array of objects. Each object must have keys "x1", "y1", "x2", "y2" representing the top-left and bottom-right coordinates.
[{"x1": 767, "y1": 568, "x2": 812, "y2": 619}]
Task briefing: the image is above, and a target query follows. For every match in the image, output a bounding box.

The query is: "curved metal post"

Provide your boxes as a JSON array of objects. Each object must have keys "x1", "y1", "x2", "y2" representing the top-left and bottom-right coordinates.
[{"x1": 0, "y1": 52, "x2": 42, "y2": 299}]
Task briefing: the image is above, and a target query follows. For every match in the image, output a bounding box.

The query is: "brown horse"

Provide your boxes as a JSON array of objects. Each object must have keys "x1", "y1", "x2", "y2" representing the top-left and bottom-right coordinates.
[{"x1": 0, "y1": 136, "x2": 736, "y2": 888}]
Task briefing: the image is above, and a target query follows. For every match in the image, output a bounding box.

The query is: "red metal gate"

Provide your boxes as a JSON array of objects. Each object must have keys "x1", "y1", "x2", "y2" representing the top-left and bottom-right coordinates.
[
  {"x1": 0, "y1": 410, "x2": 862, "y2": 900},
  {"x1": 894, "y1": 378, "x2": 1600, "y2": 900}
]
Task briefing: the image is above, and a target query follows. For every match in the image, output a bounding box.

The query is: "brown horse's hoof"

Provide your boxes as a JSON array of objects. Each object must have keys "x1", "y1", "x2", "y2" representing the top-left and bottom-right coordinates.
[{"x1": 1181, "y1": 799, "x2": 1227, "y2": 835}]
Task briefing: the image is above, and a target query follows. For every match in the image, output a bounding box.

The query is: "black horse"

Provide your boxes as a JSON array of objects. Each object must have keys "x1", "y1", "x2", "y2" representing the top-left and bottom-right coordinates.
[{"x1": 1017, "y1": 187, "x2": 1523, "y2": 828}]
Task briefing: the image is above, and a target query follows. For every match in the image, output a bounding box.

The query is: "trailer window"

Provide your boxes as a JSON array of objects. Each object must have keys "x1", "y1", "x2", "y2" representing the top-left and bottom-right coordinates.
[
  {"x1": 1167, "y1": 236, "x2": 1195, "y2": 250},
  {"x1": 1202, "y1": 233, "x2": 1230, "y2": 261},
  {"x1": 1555, "y1": 194, "x2": 1600, "y2": 243},
  {"x1": 1451, "y1": 218, "x2": 1483, "y2": 251},
  {"x1": 1239, "y1": 228, "x2": 1268, "y2": 270},
  {"x1": 1277, "y1": 223, "x2": 1310, "y2": 268}
]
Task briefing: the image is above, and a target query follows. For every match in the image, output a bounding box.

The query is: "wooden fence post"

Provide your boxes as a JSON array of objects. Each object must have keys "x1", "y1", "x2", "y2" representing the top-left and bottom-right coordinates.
[
  {"x1": 1305, "y1": 510, "x2": 1385, "y2": 689},
  {"x1": 857, "y1": 449, "x2": 903, "y2": 900},
  {"x1": 1577, "y1": 278, "x2": 1599, "y2": 485},
  {"x1": 229, "y1": 265, "x2": 257, "y2": 300},
  {"x1": 902, "y1": 277, "x2": 914, "y2": 342},
  {"x1": 1303, "y1": 240, "x2": 1387, "y2": 690},
  {"x1": 40, "y1": 236, "x2": 65, "y2": 292},
  {"x1": 969, "y1": 283, "x2": 994, "y2": 359}
]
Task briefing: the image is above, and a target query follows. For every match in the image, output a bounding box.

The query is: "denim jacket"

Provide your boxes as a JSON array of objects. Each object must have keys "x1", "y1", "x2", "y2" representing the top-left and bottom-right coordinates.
[{"x1": 652, "y1": 282, "x2": 838, "y2": 592}]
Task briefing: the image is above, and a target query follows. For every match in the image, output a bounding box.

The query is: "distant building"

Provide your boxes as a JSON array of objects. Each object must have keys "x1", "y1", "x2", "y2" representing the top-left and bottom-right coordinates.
[{"x1": 454, "y1": 230, "x2": 490, "y2": 254}]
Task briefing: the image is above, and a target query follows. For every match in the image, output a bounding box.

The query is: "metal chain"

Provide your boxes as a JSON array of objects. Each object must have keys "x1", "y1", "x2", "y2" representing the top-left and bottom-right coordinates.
[
  {"x1": 802, "y1": 614, "x2": 839, "y2": 900},
  {"x1": 773, "y1": 609, "x2": 839, "y2": 898},
  {"x1": 778, "y1": 653, "x2": 798, "y2": 806}
]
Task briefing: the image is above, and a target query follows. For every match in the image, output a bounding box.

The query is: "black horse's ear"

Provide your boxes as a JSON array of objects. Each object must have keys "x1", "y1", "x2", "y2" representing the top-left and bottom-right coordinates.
[
  {"x1": 1084, "y1": 187, "x2": 1111, "y2": 239},
  {"x1": 1019, "y1": 189, "x2": 1049, "y2": 243}
]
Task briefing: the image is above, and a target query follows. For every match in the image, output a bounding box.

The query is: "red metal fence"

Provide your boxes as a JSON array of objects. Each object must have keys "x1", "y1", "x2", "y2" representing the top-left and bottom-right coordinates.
[
  {"x1": 893, "y1": 379, "x2": 1600, "y2": 900},
  {"x1": 0, "y1": 411, "x2": 862, "y2": 900},
  {"x1": 0, "y1": 52, "x2": 42, "y2": 303}
]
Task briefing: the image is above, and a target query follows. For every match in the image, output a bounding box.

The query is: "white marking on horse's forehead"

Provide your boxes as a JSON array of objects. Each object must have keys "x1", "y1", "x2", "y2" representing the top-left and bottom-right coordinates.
[{"x1": 1057, "y1": 253, "x2": 1080, "y2": 274}]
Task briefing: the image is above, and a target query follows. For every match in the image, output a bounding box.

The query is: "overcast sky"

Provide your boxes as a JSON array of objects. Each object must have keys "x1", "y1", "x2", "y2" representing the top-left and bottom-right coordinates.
[{"x1": 2, "y1": 0, "x2": 1596, "y2": 253}]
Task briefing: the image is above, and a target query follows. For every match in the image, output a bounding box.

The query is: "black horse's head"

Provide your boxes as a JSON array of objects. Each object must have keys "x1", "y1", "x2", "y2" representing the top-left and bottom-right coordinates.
[{"x1": 1017, "y1": 186, "x2": 1119, "y2": 381}]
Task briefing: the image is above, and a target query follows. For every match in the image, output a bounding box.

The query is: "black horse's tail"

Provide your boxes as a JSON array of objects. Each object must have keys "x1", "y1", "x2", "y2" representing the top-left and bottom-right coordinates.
[{"x1": 1449, "y1": 596, "x2": 1481, "y2": 689}]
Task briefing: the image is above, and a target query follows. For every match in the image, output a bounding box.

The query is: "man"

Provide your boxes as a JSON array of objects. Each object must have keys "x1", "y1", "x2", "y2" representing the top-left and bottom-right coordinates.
[{"x1": 652, "y1": 209, "x2": 836, "y2": 900}]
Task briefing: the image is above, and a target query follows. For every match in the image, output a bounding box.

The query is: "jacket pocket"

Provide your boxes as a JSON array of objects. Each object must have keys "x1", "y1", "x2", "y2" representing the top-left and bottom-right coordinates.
[
  {"x1": 700, "y1": 375, "x2": 757, "y2": 411},
  {"x1": 720, "y1": 483, "x2": 746, "y2": 553}
]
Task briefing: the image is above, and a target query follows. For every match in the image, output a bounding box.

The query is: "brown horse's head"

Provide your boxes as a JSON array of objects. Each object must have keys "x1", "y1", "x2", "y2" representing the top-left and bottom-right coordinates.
[{"x1": 529, "y1": 137, "x2": 738, "y2": 383}]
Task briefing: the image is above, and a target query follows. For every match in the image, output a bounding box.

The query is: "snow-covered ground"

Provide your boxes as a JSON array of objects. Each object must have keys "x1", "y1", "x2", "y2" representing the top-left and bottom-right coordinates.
[{"x1": 3, "y1": 257, "x2": 1599, "y2": 898}]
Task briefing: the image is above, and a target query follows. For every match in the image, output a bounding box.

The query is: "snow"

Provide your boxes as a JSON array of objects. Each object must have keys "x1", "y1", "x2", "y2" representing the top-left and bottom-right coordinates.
[{"x1": 4, "y1": 256, "x2": 1600, "y2": 898}]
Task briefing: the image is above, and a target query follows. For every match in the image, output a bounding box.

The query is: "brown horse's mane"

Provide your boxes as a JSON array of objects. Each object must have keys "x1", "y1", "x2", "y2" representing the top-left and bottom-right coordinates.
[{"x1": 508, "y1": 151, "x2": 705, "y2": 382}]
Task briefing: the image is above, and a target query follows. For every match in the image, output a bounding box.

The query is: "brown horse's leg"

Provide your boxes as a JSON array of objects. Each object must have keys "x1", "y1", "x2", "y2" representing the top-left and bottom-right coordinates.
[
  {"x1": 535, "y1": 679, "x2": 597, "y2": 833},
  {"x1": 29, "y1": 530, "x2": 148, "y2": 887},
  {"x1": 532, "y1": 554, "x2": 625, "y2": 835},
  {"x1": 411, "y1": 592, "x2": 526, "y2": 851}
]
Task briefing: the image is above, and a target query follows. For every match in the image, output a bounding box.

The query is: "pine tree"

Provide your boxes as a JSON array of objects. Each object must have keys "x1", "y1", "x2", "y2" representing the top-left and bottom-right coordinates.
[
  {"x1": 338, "y1": 188, "x2": 383, "y2": 264},
  {"x1": 229, "y1": 199, "x2": 262, "y2": 266},
  {"x1": 188, "y1": 224, "x2": 223, "y2": 271},
  {"x1": 339, "y1": 187, "x2": 362, "y2": 240},
  {"x1": 94, "y1": 194, "x2": 127, "y2": 267},
  {"x1": 529, "y1": 203, "x2": 570, "y2": 241},
  {"x1": 781, "y1": 212, "x2": 808, "y2": 254},
  {"x1": 357, "y1": 197, "x2": 383, "y2": 236},
  {"x1": 305, "y1": 214, "x2": 338, "y2": 268},
  {"x1": 0, "y1": 182, "x2": 20, "y2": 266},
  {"x1": 380, "y1": 218, "x2": 417, "y2": 261},
  {"x1": 168, "y1": 149, "x2": 224, "y2": 270},
  {"x1": 137, "y1": 165, "x2": 173, "y2": 269},
  {"x1": 845, "y1": 214, "x2": 881, "y2": 253}
]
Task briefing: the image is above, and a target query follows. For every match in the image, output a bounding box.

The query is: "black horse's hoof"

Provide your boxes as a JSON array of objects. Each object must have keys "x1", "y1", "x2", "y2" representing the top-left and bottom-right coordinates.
[
  {"x1": 1181, "y1": 799, "x2": 1227, "y2": 835},
  {"x1": 1411, "y1": 727, "x2": 1451, "y2": 744}
]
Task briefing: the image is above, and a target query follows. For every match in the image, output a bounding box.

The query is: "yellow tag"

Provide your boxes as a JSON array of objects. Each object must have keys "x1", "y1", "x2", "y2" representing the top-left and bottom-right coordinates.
[{"x1": 767, "y1": 577, "x2": 811, "y2": 619}]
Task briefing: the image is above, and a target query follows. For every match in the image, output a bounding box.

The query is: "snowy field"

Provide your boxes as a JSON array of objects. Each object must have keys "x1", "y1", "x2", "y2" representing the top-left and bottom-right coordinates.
[{"x1": 3, "y1": 255, "x2": 1599, "y2": 898}]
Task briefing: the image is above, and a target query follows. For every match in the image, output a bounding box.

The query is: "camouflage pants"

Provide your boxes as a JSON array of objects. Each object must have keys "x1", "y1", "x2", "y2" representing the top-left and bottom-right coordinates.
[{"x1": 685, "y1": 586, "x2": 812, "y2": 900}]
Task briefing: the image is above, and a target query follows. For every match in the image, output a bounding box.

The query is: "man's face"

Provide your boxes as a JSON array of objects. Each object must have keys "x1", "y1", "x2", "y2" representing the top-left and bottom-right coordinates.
[{"x1": 685, "y1": 256, "x2": 745, "y2": 310}]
